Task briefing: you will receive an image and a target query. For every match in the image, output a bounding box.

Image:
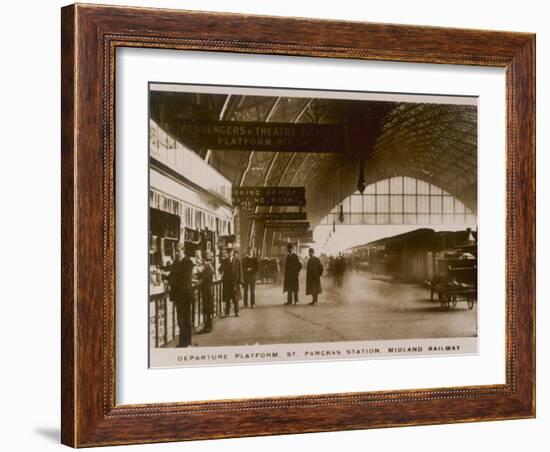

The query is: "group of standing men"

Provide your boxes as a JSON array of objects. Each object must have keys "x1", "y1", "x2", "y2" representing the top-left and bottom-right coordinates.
[
  {"x1": 168, "y1": 244, "x2": 260, "y2": 348},
  {"x1": 283, "y1": 243, "x2": 324, "y2": 306},
  {"x1": 167, "y1": 243, "x2": 215, "y2": 348},
  {"x1": 217, "y1": 246, "x2": 260, "y2": 317},
  {"x1": 167, "y1": 242, "x2": 325, "y2": 348}
]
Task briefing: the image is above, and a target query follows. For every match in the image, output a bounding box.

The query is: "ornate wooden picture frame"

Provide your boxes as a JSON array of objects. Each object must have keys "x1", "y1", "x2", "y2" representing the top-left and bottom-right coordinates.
[{"x1": 61, "y1": 3, "x2": 535, "y2": 447}]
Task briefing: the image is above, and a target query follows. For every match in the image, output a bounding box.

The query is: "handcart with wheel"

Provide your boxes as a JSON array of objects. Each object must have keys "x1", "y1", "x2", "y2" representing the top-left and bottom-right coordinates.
[{"x1": 431, "y1": 283, "x2": 476, "y2": 310}]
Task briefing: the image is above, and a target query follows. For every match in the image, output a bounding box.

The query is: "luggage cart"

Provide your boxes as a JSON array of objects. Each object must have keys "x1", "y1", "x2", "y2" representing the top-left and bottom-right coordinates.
[{"x1": 431, "y1": 283, "x2": 476, "y2": 310}]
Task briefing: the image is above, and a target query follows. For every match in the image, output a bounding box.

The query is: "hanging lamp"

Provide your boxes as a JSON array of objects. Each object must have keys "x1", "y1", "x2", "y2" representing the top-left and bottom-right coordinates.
[{"x1": 338, "y1": 166, "x2": 345, "y2": 223}]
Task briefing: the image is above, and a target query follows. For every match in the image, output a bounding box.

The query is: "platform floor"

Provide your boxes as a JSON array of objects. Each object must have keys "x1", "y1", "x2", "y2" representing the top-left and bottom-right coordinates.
[{"x1": 186, "y1": 272, "x2": 477, "y2": 347}]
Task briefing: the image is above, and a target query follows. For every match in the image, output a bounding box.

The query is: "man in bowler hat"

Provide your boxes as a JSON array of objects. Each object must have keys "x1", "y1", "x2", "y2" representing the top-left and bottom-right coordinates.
[
  {"x1": 167, "y1": 243, "x2": 195, "y2": 347},
  {"x1": 306, "y1": 247, "x2": 323, "y2": 305},
  {"x1": 283, "y1": 243, "x2": 302, "y2": 305},
  {"x1": 242, "y1": 247, "x2": 259, "y2": 308},
  {"x1": 219, "y1": 248, "x2": 243, "y2": 317}
]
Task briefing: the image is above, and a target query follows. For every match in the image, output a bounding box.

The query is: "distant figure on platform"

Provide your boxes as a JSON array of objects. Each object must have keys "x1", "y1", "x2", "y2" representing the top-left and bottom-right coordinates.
[
  {"x1": 263, "y1": 258, "x2": 271, "y2": 283},
  {"x1": 306, "y1": 248, "x2": 324, "y2": 306},
  {"x1": 275, "y1": 258, "x2": 281, "y2": 283},
  {"x1": 328, "y1": 255, "x2": 335, "y2": 276},
  {"x1": 168, "y1": 243, "x2": 195, "y2": 347},
  {"x1": 242, "y1": 247, "x2": 259, "y2": 308},
  {"x1": 334, "y1": 252, "x2": 347, "y2": 287},
  {"x1": 283, "y1": 243, "x2": 302, "y2": 305},
  {"x1": 199, "y1": 250, "x2": 214, "y2": 333},
  {"x1": 219, "y1": 248, "x2": 243, "y2": 317}
]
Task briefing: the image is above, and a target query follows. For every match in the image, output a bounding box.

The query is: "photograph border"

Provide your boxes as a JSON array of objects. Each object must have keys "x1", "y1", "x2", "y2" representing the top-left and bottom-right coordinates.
[
  {"x1": 146, "y1": 81, "x2": 481, "y2": 367},
  {"x1": 61, "y1": 3, "x2": 535, "y2": 447}
]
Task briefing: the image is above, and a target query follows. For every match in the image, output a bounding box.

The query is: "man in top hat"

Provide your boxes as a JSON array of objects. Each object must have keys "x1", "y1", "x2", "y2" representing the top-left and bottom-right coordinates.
[
  {"x1": 283, "y1": 243, "x2": 302, "y2": 305},
  {"x1": 306, "y1": 247, "x2": 324, "y2": 305}
]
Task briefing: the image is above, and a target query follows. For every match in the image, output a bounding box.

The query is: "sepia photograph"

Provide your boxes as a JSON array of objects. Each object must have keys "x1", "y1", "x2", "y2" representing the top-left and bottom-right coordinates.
[{"x1": 148, "y1": 83, "x2": 478, "y2": 367}]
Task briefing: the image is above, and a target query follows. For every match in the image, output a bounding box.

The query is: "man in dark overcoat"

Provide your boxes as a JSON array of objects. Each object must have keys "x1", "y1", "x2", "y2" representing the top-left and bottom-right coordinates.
[
  {"x1": 168, "y1": 243, "x2": 195, "y2": 347},
  {"x1": 306, "y1": 247, "x2": 324, "y2": 305},
  {"x1": 219, "y1": 248, "x2": 243, "y2": 317},
  {"x1": 242, "y1": 247, "x2": 259, "y2": 308},
  {"x1": 199, "y1": 250, "x2": 215, "y2": 333},
  {"x1": 283, "y1": 243, "x2": 302, "y2": 305}
]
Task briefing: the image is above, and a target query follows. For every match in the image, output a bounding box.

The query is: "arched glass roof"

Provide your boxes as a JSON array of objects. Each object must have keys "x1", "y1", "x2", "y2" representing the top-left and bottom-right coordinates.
[{"x1": 150, "y1": 89, "x2": 477, "y2": 256}]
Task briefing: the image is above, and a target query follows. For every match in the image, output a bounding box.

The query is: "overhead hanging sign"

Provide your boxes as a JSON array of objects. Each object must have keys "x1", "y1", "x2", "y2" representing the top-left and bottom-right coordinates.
[
  {"x1": 264, "y1": 221, "x2": 310, "y2": 231},
  {"x1": 247, "y1": 211, "x2": 307, "y2": 221},
  {"x1": 178, "y1": 120, "x2": 345, "y2": 153},
  {"x1": 232, "y1": 187, "x2": 306, "y2": 209},
  {"x1": 280, "y1": 230, "x2": 314, "y2": 241},
  {"x1": 274, "y1": 237, "x2": 315, "y2": 246}
]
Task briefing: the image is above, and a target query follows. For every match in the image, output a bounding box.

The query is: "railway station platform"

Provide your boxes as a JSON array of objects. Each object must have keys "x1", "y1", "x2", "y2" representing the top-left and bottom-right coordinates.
[{"x1": 189, "y1": 272, "x2": 477, "y2": 348}]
